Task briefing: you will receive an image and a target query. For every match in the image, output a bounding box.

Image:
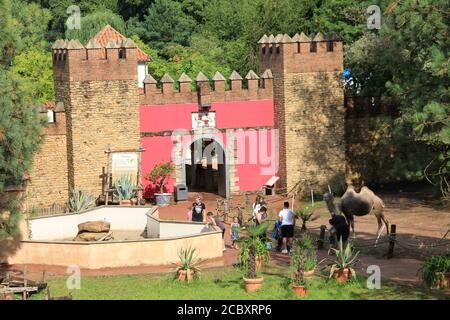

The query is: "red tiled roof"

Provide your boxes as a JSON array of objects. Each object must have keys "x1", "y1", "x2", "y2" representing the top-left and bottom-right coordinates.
[{"x1": 93, "y1": 25, "x2": 151, "y2": 62}]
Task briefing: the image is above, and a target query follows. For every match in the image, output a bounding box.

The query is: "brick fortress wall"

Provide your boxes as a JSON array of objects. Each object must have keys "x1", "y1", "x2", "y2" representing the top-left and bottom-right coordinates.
[
  {"x1": 26, "y1": 107, "x2": 69, "y2": 209},
  {"x1": 52, "y1": 38, "x2": 141, "y2": 196},
  {"x1": 259, "y1": 33, "x2": 346, "y2": 193}
]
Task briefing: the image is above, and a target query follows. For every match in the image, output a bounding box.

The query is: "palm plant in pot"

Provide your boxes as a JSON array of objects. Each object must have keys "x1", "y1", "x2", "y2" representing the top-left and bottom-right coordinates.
[
  {"x1": 293, "y1": 232, "x2": 319, "y2": 278},
  {"x1": 114, "y1": 175, "x2": 136, "y2": 205},
  {"x1": 326, "y1": 238, "x2": 359, "y2": 283},
  {"x1": 290, "y1": 249, "x2": 308, "y2": 297},
  {"x1": 239, "y1": 222, "x2": 270, "y2": 293},
  {"x1": 146, "y1": 162, "x2": 175, "y2": 206},
  {"x1": 175, "y1": 246, "x2": 202, "y2": 282},
  {"x1": 294, "y1": 203, "x2": 319, "y2": 231},
  {"x1": 418, "y1": 255, "x2": 450, "y2": 289}
]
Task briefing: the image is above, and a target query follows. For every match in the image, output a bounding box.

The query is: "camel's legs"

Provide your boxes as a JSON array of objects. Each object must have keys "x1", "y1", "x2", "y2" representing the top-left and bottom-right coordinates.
[
  {"x1": 381, "y1": 214, "x2": 389, "y2": 235},
  {"x1": 374, "y1": 216, "x2": 385, "y2": 247}
]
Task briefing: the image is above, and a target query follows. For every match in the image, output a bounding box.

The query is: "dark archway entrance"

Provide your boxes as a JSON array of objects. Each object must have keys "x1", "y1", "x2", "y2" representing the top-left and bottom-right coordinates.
[{"x1": 184, "y1": 138, "x2": 227, "y2": 197}]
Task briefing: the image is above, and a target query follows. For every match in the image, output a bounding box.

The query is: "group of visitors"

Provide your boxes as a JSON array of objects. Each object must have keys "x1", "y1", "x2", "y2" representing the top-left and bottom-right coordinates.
[
  {"x1": 250, "y1": 195, "x2": 296, "y2": 254},
  {"x1": 185, "y1": 193, "x2": 345, "y2": 254}
]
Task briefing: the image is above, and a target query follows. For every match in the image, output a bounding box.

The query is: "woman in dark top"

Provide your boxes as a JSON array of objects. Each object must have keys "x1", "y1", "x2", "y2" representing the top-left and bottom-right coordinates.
[
  {"x1": 329, "y1": 214, "x2": 350, "y2": 246},
  {"x1": 191, "y1": 196, "x2": 205, "y2": 222}
]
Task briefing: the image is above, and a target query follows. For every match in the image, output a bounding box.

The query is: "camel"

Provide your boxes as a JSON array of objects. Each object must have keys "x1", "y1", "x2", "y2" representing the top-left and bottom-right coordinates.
[{"x1": 324, "y1": 184, "x2": 389, "y2": 246}]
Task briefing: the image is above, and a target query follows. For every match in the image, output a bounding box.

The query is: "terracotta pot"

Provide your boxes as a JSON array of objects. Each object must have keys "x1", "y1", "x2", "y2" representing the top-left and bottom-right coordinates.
[
  {"x1": 334, "y1": 268, "x2": 351, "y2": 283},
  {"x1": 243, "y1": 277, "x2": 264, "y2": 293},
  {"x1": 435, "y1": 272, "x2": 450, "y2": 289},
  {"x1": 291, "y1": 284, "x2": 308, "y2": 297},
  {"x1": 178, "y1": 269, "x2": 195, "y2": 282},
  {"x1": 130, "y1": 199, "x2": 138, "y2": 206},
  {"x1": 120, "y1": 200, "x2": 132, "y2": 206},
  {"x1": 0, "y1": 292, "x2": 15, "y2": 300},
  {"x1": 304, "y1": 269, "x2": 315, "y2": 278}
]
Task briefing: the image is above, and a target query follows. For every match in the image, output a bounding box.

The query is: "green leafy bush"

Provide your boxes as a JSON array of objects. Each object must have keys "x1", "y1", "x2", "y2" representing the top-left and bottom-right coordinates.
[
  {"x1": 418, "y1": 255, "x2": 450, "y2": 288},
  {"x1": 146, "y1": 162, "x2": 175, "y2": 194}
]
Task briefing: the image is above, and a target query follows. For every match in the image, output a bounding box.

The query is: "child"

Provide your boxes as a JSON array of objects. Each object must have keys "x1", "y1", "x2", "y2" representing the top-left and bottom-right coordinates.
[
  {"x1": 230, "y1": 217, "x2": 240, "y2": 249},
  {"x1": 186, "y1": 205, "x2": 192, "y2": 221}
]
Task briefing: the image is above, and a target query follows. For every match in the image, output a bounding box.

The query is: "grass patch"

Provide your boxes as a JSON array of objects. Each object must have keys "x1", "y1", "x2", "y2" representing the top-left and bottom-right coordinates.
[{"x1": 27, "y1": 263, "x2": 446, "y2": 300}]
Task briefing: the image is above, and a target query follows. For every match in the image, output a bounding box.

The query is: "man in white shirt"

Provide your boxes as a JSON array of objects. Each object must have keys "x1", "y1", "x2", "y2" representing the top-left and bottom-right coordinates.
[{"x1": 278, "y1": 201, "x2": 296, "y2": 254}]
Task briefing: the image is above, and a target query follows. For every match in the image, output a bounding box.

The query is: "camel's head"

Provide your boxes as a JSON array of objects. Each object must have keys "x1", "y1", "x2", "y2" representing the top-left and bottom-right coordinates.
[
  {"x1": 323, "y1": 192, "x2": 339, "y2": 216},
  {"x1": 323, "y1": 192, "x2": 333, "y2": 203}
]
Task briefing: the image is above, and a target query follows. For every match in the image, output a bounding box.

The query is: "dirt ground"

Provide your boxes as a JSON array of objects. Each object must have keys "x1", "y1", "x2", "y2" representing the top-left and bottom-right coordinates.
[{"x1": 3, "y1": 188, "x2": 449, "y2": 290}]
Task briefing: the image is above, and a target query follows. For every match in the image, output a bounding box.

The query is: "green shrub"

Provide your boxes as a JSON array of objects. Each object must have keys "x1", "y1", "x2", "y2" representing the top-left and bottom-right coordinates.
[{"x1": 418, "y1": 255, "x2": 450, "y2": 288}]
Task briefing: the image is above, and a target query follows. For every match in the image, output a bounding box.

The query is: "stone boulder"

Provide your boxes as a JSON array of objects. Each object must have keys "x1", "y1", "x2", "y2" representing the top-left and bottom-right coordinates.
[
  {"x1": 78, "y1": 221, "x2": 110, "y2": 233},
  {"x1": 73, "y1": 232, "x2": 111, "y2": 242}
]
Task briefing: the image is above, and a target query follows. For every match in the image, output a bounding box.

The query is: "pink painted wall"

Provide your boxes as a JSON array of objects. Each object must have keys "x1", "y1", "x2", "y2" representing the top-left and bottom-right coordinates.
[
  {"x1": 234, "y1": 129, "x2": 277, "y2": 191},
  {"x1": 139, "y1": 99, "x2": 276, "y2": 197},
  {"x1": 140, "y1": 100, "x2": 274, "y2": 132},
  {"x1": 141, "y1": 130, "x2": 277, "y2": 196}
]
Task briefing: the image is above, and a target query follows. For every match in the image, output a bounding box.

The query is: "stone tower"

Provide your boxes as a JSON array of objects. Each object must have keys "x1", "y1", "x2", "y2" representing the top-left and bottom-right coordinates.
[
  {"x1": 52, "y1": 38, "x2": 141, "y2": 196},
  {"x1": 259, "y1": 32, "x2": 346, "y2": 193}
]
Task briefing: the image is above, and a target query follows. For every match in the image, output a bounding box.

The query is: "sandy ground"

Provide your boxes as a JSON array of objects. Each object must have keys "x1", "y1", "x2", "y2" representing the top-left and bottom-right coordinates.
[{"x1": 2, "y1": 189, "x2": 449, "y2": 289}]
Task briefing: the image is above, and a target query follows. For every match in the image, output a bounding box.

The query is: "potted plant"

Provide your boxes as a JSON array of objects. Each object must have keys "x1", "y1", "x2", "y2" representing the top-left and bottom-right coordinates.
[
  {"x1": 175, "y1": 246, "x2": 202, "y2": 282},
  {"x1": 290, "y1": 249, "x2": 308, "y2": 297},
  {"x1": 239, "y1": 222, "x2": 270, "y2": 293},
  {"x1": 114, "y1": 176, "x2": 136, "y2": 205},
  {"x1": 294, "y1": 204, "x2": 319, "y2": 231},
  {"x1": 69, "y1": 189, "x2": 96, "y2": 212},
  {"x1": 327, "y1": 238, "x2": 359, "y2": 283},
  {"x1": 293, "y1": 233, "x2": 319, "y2": 277},
  {"x1": 146, "y1": 162, "x2": 175, "y2": 206},
  {"x1": 418, "y1": 255, "x2": 450, "y2": 289}
]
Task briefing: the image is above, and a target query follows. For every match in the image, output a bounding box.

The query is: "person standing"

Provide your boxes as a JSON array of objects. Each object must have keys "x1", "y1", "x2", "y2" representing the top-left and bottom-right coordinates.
[
  {"x1": 191, "y1": 196, "x2": 205, "y2": 222},
  {"x1": 230, "y1": 216, "x2": 240, "y2": 249},
  {"x1": 206, "y1": 211, "x2": 226, "y2": 251},
  {"x1": 278, "y1": 201, "x2": 295, "y2": 254},
  {"x1": 256, "y1": 206, "x2": 268, "y2": 241}
]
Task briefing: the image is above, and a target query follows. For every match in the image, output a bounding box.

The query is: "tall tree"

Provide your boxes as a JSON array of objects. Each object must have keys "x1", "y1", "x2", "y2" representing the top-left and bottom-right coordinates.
[
  {"x1": 11, "y1": 0, "x2": 52, "y2": 52},
  {"x1": 130, "y1": 0, "x2": 196, "y2": 51},
  {"x1": 65, "y1": 9, "x2": 126, "y2": 43},
  {"x1": 0, "y1": 0, "x2": 46, "y2": 239},
  {"x1": 11, "y1": 50, "x2": 54, "y2": 104},
  {"x1": 346, "y1": 0, "x2": 449, "y2": 199}
]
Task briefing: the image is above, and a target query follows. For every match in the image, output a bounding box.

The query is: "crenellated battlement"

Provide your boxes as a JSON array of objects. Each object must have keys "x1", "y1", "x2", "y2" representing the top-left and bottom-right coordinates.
[
  {"x1": 52, "y1": 38, "x2": 138, "y2": 82},
  {"x1": 140, "y1": 69, "x2": 273, "y2": 105},
  {"x1": 258, "y1": 32, "x2": 343, "y2": 73}
]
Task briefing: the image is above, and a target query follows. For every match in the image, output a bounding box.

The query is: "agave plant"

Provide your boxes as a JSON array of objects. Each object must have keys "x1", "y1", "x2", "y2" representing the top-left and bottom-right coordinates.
[
  {"x1": 238, "y1": 221, "x2": 270, "y2": 279},
  {"x1": 113, "y1": 175, "x2": 136, "y2": 200},
  {"x1": 327, "y1": 238, "x2": 360, "y2": 279},
  {"x1": 69, "y1": 189, "x2": 96, "y2": 212},
  {"x1": 175, "y1": 246, "x2": 202, "y2": 281}
]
